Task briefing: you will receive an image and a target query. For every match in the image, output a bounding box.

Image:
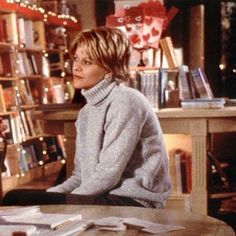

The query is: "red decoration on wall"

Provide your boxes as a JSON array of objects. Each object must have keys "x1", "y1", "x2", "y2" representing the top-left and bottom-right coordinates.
[{"x1": 106, "y1": 0, "x2": 179, "y2": 49}]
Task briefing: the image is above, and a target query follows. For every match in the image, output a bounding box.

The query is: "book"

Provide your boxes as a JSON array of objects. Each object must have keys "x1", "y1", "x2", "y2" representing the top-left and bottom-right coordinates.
[
  {"x1": 24, "y1": 19, "x2": 34, "y2": 48},
  {"x1": 19, "y1": 110, "x2": 31, "y2": 138},
  {"x1": 139, "y1": 70, "x2": 159, "y2": 109},
  {"x1": 17, "y1": 17, "x2": 26, "y2": 47},
  {"x1": 2, "y1": 86, "x2": 17, "y2": 110},
  {"x1": 10, "y1": 112, "x2": 24, "y2": 143},
  {"x1": 25, "y1": 110, "x2": 36, "y2": 137},
  {"x1": 160, "y1": 36, "x2": 178, "y2": 69},
  {"x1": 190, "y1": 68, "x2": 214, "y2": 99},
  {"x1": 168, "y1": 148, "x2": 192, "y2": 194},
  {"x1": 0, "y1": 13, "x2": 8, "y2": 42},
  {"x1": 181, "y1": 98, "x2": 226, "y2": 109},
  {"x1": 45, "y1": 136, "x2": 64, "y2": 162},
  {"x1": 23, "y1": 145, "x2": 38, "y2": 169},
  {"x1": 1, "y1": 114, "x2": 14, "y2": 144},
  {"x1": 16, "y1": 79, "x2": 34, "y2": 105},
  {"x1": 1, "y1": 13, "x2": 18, "y2": 45},
  {"x1": 0, "y1": 84, "x2": 6, "y2": 112},
  {"x1": 0, "y1": 52, "x2": 14, "y2": 77},
  {"x1": 178, "y1": 65, "x2": 194, "y2": 100},
  {"x1": 0, "y1": 207, "x2": 82, "y2": 230},
  {"x1": 17, "y1": 52, "x2": 34, "y2": 76},
  {"x1": 53, "y1": 84, "x2": 65, "y2": 104},
  {"x1": 4, "y1": 144, "x2": 19, "y2": 176},
  {"x1": 33, "y1": 20, "x2": 46, "y2": 49},
  {"x1": 18, "y1": 145, "x2": 29, "y2": 172}
]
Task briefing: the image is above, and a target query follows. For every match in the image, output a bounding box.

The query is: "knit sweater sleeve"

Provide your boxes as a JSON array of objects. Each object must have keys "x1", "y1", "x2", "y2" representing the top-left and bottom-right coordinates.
[{"x1": 71, "y1": 93, "x2": 147, "y2": 195}]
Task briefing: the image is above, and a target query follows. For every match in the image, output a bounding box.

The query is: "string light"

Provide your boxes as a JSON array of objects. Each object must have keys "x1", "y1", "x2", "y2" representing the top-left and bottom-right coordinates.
[
  {"x1": 6, "y1": 0, "x2": 78, "y2": 23},
  {"x1": 38, "y1": 160, "x2": 44, "y2": 166},
  {"x1": 16, "y1": 173, "x2": 20, "y2": 178},
  {"x1": 61, "y1": 71, "x2": 66, "y2": 77},
  {"x1": 61, "y1": 159, "x2": 66, "y2": 164}
]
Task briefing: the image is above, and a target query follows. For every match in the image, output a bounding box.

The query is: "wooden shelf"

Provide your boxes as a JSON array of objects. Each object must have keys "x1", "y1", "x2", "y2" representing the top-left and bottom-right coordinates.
[
  {"x1": 2, "y1": 160, "x2": 64, "y2": 193},
  {"x1": 0, "y1": 0, "x2": 81, "y2": 30}
]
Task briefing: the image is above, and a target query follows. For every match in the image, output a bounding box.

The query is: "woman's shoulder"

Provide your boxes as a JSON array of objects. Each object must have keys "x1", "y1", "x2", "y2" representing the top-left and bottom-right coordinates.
[
  {"x1": 107, "y1": 83, "x2": 153, "y2": 117},
  {"x1": 114, "y1": 83, "x2": 148, "y2": 105}
]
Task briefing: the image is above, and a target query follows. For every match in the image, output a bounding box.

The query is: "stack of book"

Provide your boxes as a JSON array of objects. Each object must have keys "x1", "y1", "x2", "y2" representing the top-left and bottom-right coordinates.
[
  {"x1": 168, "y1": 148, "x2": 192, "y2": 194},
  {"x1": 178, "y1": 65, "x2": 226, "y2": 109}
]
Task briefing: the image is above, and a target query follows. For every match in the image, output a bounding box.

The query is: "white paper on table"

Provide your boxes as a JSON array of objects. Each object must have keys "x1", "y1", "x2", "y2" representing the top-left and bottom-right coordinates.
[
  {"x1": 0, "y1": 224, "x2": 38, "y2": 236},
  {"x1": 98, "y1": 222, "x2": 127, "y2": 232},
  {"x1": 1, "y1": 212, "x2": 82, "y2": 229},
  {"x1": 0, "y1": 206, "x2": 40, "y2": 217},
  {"x1": 94, "y1": 216, "x2": 124, "y2": 227},
  {"x1": 123, "y1": 217, "x2": 158, "y2": 228},
  {"x1": 141, "y1": 224, "x2": 186, "y2": 234}
]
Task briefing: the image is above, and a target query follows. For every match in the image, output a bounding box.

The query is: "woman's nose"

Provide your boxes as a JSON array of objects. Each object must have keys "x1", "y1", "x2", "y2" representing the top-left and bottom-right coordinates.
[{"x1": 73, "y1": 63, "x2": 82, "y2": 72}]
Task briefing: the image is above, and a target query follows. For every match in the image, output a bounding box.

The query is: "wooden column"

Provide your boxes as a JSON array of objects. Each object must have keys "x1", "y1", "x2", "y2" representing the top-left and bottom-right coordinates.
[
  {"x1": 190, "y1": 119, "x2": 208, "y2": 214},
  {"x1": 188, "y1": 5, "x2": 205, "y2": 69}
]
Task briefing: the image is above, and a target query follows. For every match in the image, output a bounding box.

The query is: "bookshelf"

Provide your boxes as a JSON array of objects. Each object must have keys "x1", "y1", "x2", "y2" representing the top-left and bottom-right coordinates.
[{"x1": 0, "y1": 0, "x2": 81, "y2": 198}]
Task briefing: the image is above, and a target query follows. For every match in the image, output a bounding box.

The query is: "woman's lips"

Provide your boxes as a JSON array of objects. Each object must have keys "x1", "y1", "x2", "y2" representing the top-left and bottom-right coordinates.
[{"x1": 73, "y1": 75, "x2": 83, "y2": 80}]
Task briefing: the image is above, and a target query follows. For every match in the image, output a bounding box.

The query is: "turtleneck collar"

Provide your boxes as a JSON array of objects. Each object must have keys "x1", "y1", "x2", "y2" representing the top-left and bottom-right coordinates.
[{"x1": 81, "y1": 78, "x2": 116, "y2": 105}]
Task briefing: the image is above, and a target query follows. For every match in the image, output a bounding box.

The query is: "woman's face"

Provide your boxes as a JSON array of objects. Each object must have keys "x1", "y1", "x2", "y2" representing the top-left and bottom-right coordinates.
[{"x1": 72, "y1": 47, "x2": 108, "y2": 90}]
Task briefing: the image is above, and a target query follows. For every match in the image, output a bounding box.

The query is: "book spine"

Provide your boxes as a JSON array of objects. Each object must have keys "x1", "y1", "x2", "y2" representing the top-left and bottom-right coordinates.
[{"x1": 160, "y1": 37, "x2": 178, "y2": 70}]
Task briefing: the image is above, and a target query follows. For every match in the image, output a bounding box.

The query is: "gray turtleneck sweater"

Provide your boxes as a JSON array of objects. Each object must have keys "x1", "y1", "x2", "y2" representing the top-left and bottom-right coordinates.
[{"x1": 47, "y1": 78, "x2": 172, "y2": 208}]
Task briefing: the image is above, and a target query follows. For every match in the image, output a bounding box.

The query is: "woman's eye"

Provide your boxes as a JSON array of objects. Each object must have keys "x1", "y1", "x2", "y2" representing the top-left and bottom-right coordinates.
[{"x1": 84, "y1": 60, "x2": 92, "y2": 65}]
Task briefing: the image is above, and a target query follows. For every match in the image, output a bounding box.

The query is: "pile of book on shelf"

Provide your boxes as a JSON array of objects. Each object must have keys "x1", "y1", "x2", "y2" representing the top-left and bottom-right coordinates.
[
  {"x1": 128, "y1": 69, "x2": 179, "y2": 110},
  {"x1": 2, "y1": 134, "x2": 65, "y2": 178},
  {"x1": 178, "y1": 65, "x2": 226, "y2": 109},
  {"x1": 168, "y1": 148, "x2": 191, "y2": 195}
]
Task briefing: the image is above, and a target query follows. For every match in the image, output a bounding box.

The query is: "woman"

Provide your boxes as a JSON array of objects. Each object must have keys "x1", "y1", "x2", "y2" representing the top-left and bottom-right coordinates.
[
  {"x1": 47, "y1": 26, "x2": 172, "y2": 208},
  {"x1": 3, "y1": 27, "x2": 171, "y2": 208}
]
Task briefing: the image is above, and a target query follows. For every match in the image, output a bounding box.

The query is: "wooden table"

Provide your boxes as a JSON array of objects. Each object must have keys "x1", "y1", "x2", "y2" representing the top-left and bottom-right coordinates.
[
  {"x1": 33, "y1": 107, "x2": 236, "y2": 215},
  {"x1": 37, "y1": 204, "x2": 236, "y2": 235}
]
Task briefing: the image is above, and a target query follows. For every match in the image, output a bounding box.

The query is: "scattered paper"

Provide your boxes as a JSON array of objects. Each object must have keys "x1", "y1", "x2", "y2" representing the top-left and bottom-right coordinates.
[
  {"x1": 94, "y1": 216, "x2": 124, "y2": 227},
  {"x1": 123, "y1": 217, "x2": 157, "y2": 228},
  {"x1": 0, "y1": 225, "x2": 38, "y2": 236},
  {"x1": 0, "y1": 206, "x2": 40, "y2": 217},
  {"x1": 141, "y1": 224, "x2": 186, "y2": 234},
  {"x1": 98, "y1": 222, "x2": 127, "y2": 232},
  {"x1": 93, "y1": 216, "x2": 185, "y2": 234},
  {"x1": 39, "y1": 220, "x2": 94, "y2": 236},
  {"x1": 0, "y1": 207, "x2": 185, "y2": 235},
  {"x1": 1, "y1": 212, "x2": 82, "y2": 229}
]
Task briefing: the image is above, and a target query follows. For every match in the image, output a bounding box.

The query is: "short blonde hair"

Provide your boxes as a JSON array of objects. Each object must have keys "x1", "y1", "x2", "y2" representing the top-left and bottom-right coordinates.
[{"x1": 70, "y1": 26, "x2": 131, "y2": 81}]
